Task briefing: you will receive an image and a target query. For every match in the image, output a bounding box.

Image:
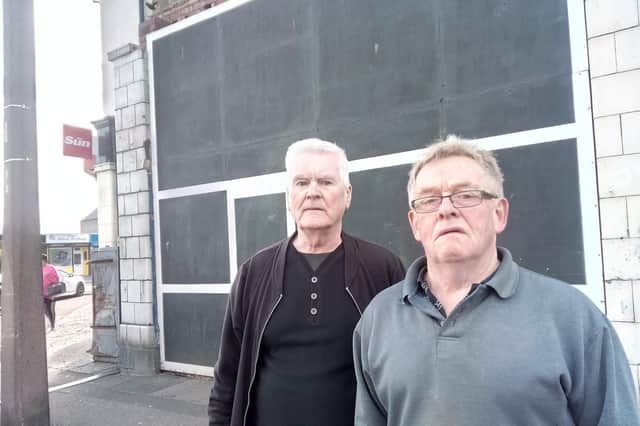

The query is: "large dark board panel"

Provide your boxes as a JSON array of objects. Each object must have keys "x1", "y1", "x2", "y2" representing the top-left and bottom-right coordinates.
[
  {"x1": 235, "y1": 194, "x2": 287, "y2": 266},
  {"x1": 154, "y1": 19, "x2": 223, "y2": 190},
  {"x1": 344, "y1": 165, "x2": 423, "y2": 268},
  {"x1": 316, "y1": 0, "x2": 440, "y2": 123},
  {"x1": 222, "y1": 0, "x2": 314, "y2": 145},
  {"x1": 319, "y1": 107, "x2": 440, "y2": 160},
  {"x1": 153, "y1": 0, "x2": 575, "y2": 188},
  {"x1": 445, "y1": 74, "x2": 574, "y2": 139},
  {"x1": 159, "y1": 192, "x2": 230, "y2": 283},
  {"x1": 496, "y1": 139, "x2": 585, "y2": 284},
  {"x1": 163, "y1": 293, "x2": 227, "y2": 366},
  {"x1": 441, "y1": 0, "x2": 572, "y2": 96},
  {"x1": 344, "y1": 139, "x2": 584, "y2": 284}
]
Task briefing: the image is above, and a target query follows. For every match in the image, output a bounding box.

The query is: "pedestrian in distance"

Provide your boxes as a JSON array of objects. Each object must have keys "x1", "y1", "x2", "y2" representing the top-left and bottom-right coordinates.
[
  {"x1": 42, "y1": 254, "x2": 60, "y2": 331},
  {"x1": 353, "y1": 135, "x2": 640, "y2": 426},
  {"x1": 208, "y1": 138, "x2": 405, "y2": 426}
]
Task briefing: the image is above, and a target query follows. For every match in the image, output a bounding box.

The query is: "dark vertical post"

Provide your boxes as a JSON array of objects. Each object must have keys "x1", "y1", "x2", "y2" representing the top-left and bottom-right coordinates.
[{"x1": 1, "y1": 0, "x2": 51, "y2": 424}]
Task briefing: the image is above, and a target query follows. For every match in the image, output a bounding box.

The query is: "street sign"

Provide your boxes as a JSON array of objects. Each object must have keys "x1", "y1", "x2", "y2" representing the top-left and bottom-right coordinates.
[{"x1": 63, "y1": 124, "x2": 93, "y2": 159}]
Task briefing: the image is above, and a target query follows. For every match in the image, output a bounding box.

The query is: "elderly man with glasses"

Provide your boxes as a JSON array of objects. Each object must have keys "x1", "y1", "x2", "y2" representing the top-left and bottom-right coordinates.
[{"x1": 353, "y1": 135, "x2": 639, "y2": 426}]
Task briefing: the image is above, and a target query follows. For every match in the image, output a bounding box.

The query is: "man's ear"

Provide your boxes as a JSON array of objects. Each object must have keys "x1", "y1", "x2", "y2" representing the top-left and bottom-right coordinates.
[
  {"x1": 408, "y1": 209, "x2": 421, "y2": 241},
  {"x1": 345, "y1": 184, "x2": 353, "y2": 209},
  {"x1": 494, "y1": 197, "x2": 509, "y2": 235}
]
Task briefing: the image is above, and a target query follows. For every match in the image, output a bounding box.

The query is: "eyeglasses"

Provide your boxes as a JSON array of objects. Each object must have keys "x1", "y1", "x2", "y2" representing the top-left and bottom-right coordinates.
[{"x1": 410, "y1": 189, "x2": 499, "y2": 213}]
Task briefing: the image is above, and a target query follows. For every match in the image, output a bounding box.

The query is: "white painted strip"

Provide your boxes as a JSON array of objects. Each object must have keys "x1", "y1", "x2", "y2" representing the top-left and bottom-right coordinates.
[
  {"x1": 147, "y1": 37, "x2": 169, "y2": 365},
  {"x1": 157, "y1": 172, "x2": 287, "y2": 200},
  {"x1": 146, "y1": 0, "x2": 257, "y2": 44},
  {"x1": 227, "y1": 193, "x2": 238, "y2": 281},
  {"x1": 348, "y1": 123, "x2": 577, "y2": 173},
  {"x1": 566, "y1": 0, "x2": 604, "y2": 311},
  {"x1": 158, "y1": 123, "x2": 579, "y2": 203},
  {"x1": 566, "y1": 0, "x2": 590, "y2": 73},
  {"x1": 48, "y1": 367, "x2": 120, "y2": 392},
  {"x1": 160, "y1": 361, "x2": 214, "y2": 378},
  {"x1": 162, "y1": 284, "x2": 232, "y2": 294}
]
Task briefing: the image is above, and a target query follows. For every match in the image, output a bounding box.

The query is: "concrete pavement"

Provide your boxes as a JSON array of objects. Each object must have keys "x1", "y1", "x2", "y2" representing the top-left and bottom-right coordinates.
[
  {"x1": 48, "y1": 363, "x2": 212, "y2": 425},
  {"x1": 1, "y1": 294, "x2": 213, "y2": 425}
]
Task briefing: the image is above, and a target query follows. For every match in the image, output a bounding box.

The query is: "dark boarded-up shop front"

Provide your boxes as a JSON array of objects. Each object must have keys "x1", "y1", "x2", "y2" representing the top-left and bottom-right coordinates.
[{"x1": 146, "y1": 0, "x2": 602, "y2": 375}]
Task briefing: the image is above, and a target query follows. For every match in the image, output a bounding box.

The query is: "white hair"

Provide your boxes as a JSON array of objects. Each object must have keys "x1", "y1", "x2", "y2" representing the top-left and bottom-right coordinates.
[{"x1": 285, "y1": 138, "x2": 350, "y2": 185}]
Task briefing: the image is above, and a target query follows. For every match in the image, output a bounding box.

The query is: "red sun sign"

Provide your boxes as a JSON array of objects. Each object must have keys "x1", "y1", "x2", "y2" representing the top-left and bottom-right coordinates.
[{"x1": 63, "y1": 124, "x2": 93, "y2": 159}]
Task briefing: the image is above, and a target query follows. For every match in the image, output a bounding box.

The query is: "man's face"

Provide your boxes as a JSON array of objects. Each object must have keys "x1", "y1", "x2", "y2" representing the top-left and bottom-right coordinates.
[
  {"x1": 287, "y1": 151, "x2": 352, "y2": 233},
  {"x1": 408, "y1": 156, "x2": 508, "y2": 265}
]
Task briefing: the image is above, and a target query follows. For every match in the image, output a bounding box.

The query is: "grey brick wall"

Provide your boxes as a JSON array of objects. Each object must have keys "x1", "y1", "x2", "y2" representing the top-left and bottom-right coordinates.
[
  {"x1": 110, "y1": 44, "x2": 159, "y2": 375},
  {"x1": 586, "y1": 0, "x2": 640, "y2": 399}
]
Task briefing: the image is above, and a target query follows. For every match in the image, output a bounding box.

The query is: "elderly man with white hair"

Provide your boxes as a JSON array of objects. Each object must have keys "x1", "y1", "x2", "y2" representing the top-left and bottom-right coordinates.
[{"x1": 208, "y1": 138, "x2": 405, "y2": 426}]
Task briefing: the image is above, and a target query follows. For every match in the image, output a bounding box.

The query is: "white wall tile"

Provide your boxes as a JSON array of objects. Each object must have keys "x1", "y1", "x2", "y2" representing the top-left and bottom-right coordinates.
[
  {"x1": 118, "y1": 215, "x2": 132, "y2": 237},
  {"x1": 121, "y1": 302, "x2": 136, "y2": 324},
  {"x1": 632, "y1": 281, "x2": 640, "y2": 325},
  {"x1": 589, "y1": 34, "x2": 617, "y2": 77},
  {"x1": 117, "y1": 172, "x2": 131, "y2": 194},
  {"x1": 127, "y1": 81, "x2": 148, "y2": 105},
  {"x1": 130, "y1": 170, "x2": 149, "y2": 193},
  {"x1": 597, "y1": 154, "x2": 640, "y2": 197},
  {"x1": 603, "y1": 238, "x2": 640, "y2": 280},
  {"x1": 628, "y1": 196, "x2": 640, "y2": 237},
  {"x1": 133, "y1": 258, "x2": 153, "y2": 280},
  {"x1": 621, "y1": 111, "x2": 640, "y2": 154},
  {"x1": 586, "y1": 0, "x2": 639, "y2": 38},
  {"x1": 616, "y1": 26, "x2": 640, "y2": 72},
  {"x1": 134, "y1": 303, "x2": 153, "y2": 325},
  {"x1": 606, "y1": 280, "x2": 635, "y2": 321},
  {"x1": 139, "y1": 236, "x2": 152, "y2": 258},
  {"x1": 126, "y1": 237, "x2": 140, "y2": 259},
  {"x1": 613, "y1": 322, "x2": 640, "y2": 364},
  {"x1": 127, "y1": 280, "x2": 142, "y2": 303},
  {"x1": 120, "y1": 259, "x2": 134, "y2": 280},
  {"x1": 592, "y1": 69, "x2": 640, "y2": 117},
  {"x1": 114, "y1": 86, "x2": 128, "y2": 109},
  {"x1": 121, "y1": 105, "x2": 135, "y2": 129},
  {"x1": 140, "y1": 325, "x2": 156, "y2": 346},
  {"x1": 140, "y1": 280, "x2": 154, "y2": 303},
  {"x1": 600, "y1": 197, "x2": 628, "y2": 238},
  {"x1": 594, "y1": 115, "x2": 623, "y2": 157},
  {"x1": 124, "y1": 193, "x2": 138, "y2": 215},
  {"x1": 138, "y1": 191, "x2": 150, "y2": 214},
  {"x1": 132, "y1": 213, "x2": 151, "y2": 236}
]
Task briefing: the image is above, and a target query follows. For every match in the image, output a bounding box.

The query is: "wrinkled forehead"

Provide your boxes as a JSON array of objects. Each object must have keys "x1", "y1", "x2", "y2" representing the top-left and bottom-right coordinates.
[{"x1": 414, "y1": 156, "x2": 495, "y2": 192}]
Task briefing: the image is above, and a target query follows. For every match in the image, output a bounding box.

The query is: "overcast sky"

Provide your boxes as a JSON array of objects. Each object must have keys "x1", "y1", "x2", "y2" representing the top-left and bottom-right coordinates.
[{"x1": 1, "y1": 0, "x2": 102, "y2": 234}]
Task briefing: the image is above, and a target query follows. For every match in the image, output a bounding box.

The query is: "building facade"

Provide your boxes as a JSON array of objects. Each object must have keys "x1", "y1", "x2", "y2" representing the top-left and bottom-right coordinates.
[{"x1": 96, "y1": 0, "x2": 640, "y2": 389}]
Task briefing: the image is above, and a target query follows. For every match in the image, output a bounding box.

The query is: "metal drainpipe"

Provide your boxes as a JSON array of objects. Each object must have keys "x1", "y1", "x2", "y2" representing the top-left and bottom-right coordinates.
[{"x1": 143, "y1": 138, "x2": 159, "y2": 337}]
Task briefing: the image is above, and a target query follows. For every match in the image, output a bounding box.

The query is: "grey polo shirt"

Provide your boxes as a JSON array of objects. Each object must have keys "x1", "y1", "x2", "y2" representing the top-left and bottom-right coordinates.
[{"x1": 353, "y1": 248, "x2": 640, "y2": 426}]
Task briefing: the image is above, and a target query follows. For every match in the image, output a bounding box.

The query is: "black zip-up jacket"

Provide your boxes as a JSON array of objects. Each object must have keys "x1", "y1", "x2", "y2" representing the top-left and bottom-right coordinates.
[{"x1": 208, "y1": 232, "x2": 405, "y2": 426}]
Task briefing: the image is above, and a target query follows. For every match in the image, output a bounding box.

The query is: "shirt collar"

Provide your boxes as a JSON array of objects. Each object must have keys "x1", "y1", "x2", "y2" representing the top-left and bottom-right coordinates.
[{"x1": 402, "y1": 247, "x2": 518, "y2": 302}]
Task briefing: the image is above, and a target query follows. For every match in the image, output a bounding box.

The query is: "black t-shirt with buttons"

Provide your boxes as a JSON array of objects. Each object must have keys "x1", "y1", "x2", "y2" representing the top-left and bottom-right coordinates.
[{"x1": 248, "y1": 243, "x2": 360, "y2": 426}]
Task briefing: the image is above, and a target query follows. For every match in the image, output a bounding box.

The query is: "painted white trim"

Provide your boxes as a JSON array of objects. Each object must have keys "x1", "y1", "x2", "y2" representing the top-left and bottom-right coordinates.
[
  {"x1": 567, "y1": 0, "x2": 604, "y2": 311},
  {"x1": 146, "y1": 0, "x2": 257, "y2": 44},
  {"x1": 146, "y1": 36, "x2": 170, "y2": 370},
  {"x1": 160, "y1": 360, "x2": 214, "y2": 377},
  {"x1": 566, "y1": 0, "x2": 590, "y2": 74},
  {"x1": 157, "y1": 172, "x2": 287, "y2": 200},
  {"x1": 348, "y1": 123, "x2": 578, "y2": 174},
  {"x1": 162, "y1": 284, "x2": 232, "y2": 293}
]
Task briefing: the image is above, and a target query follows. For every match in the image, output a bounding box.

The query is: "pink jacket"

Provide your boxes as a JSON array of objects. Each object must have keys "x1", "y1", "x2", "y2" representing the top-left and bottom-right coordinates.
[{"x1": 42, "y1": 264, "x2": 59, "y2": 297}]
